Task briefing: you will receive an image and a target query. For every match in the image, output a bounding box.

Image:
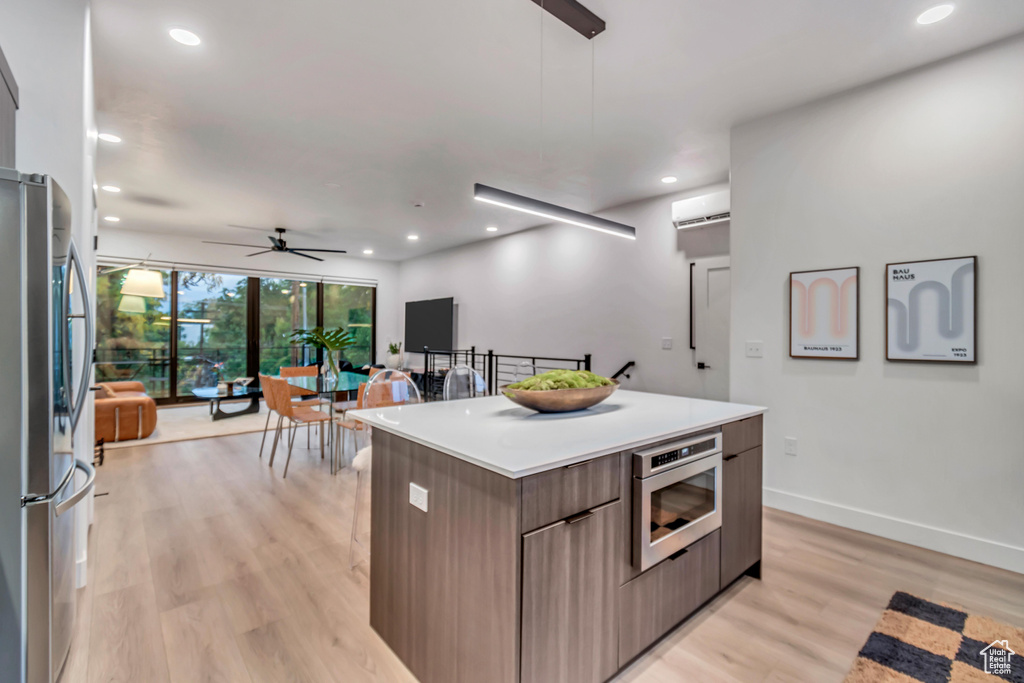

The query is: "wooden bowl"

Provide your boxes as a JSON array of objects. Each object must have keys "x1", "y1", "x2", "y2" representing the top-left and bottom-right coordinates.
[{"x1": 500, "y1": 380, "x2": 619, "y2": 414}]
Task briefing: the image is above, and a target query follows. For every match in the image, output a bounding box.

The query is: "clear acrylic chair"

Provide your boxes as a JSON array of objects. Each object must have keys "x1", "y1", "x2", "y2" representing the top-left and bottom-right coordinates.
[
  {"x1": 346, "y1": 369, "x2": 421, "y2": 569},
  {"x1": 514, "y1": 360, "x2": 536, "y2": 381},
  {"x1": 442, "y1": 365, "x2": 488, "y2": 400}
]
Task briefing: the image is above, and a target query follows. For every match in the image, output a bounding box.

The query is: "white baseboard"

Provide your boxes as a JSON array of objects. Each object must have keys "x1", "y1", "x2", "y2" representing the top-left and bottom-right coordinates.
[{"x1": 763, "y1": 487, "x2": 1024, "y2": 575}]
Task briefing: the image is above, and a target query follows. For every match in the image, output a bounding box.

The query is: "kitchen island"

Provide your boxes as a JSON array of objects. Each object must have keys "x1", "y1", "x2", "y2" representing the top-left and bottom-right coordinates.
[{"x1": 348, "y1": 390, "x2": 766, "y2": 683}]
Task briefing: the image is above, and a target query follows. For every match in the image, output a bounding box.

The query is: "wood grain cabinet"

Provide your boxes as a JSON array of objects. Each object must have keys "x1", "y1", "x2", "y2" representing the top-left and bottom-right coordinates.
[
  {"x1": 618, "y1": 530, "x2": 721, "y2": 666},
  {"x1": 720, "y1": 445, "x2": 763, "y2": 587},
  {"x1": 521, "y1": 500, "x2": 620, "y2": 683},
  {"x1": 520, "y1": 454, "x2": 619, "y2": 533}
]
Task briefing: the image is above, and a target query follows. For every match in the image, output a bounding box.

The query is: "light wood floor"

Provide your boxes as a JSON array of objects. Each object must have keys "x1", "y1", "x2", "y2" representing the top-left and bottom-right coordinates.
[{"x1": 63, "y1": 431, "x2": 1024, "y2": 683}]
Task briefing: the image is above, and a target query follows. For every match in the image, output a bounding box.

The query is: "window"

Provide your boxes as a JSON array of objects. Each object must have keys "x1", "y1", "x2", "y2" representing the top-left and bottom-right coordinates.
[
  {"x1": 259, "y1": 278, "x2": 316, "y2": 374},
  {"x1": 323, "y1": 283, "x2": 374, "y2": 367},
  {"x1": 175, "y1": 271, "x2": 248, "y2": 397},
  {"x1": 93, "y1": 266, "x2": 376, "y2": 403},
  {"x1": 94, "y1": 269, "x2": 172, "y2": 398}
]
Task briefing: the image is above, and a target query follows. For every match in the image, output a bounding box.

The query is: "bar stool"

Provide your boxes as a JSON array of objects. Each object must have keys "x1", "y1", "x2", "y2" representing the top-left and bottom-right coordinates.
[{"x1": 345, "y1": 370, "x2": 421, "y2": 569}]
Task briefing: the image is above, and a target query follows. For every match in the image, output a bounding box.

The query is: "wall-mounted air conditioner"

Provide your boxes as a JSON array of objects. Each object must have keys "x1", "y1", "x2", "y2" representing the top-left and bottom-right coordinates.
[{"x1": 672, "y1": 189, "x2": 730, "y2": 229}]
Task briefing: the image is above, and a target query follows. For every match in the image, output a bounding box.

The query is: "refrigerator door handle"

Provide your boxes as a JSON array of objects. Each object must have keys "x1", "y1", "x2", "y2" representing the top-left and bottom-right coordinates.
[
  {"x1": 61, "y1": 239, "x2": 94, "y2": 432},
  {"x1": 20, "y1": 462, "x2": 76, "y2": 508},
  {"x1": 54, "y1": 459, "x2": 96, "y2": 517}
]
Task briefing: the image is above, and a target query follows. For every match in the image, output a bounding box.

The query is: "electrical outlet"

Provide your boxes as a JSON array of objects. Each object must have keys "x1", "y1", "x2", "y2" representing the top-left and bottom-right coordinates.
[
  {"x1": 745, "y1": 341, "x2": 764, "y2": 358},
  {"x1": 661, "y1": 337, "x2": 673, "y2": 350},
  {"x1": 784, "y1": 437, "x2": 798, "y2": 456},
  {"x1": 409, "y1": 483, "x2": 428, "y2": 512}
]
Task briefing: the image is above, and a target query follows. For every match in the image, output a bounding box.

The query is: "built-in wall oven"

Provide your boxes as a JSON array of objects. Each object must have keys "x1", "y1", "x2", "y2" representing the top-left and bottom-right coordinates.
[{"x1": 633, "y1": 431, "x2": 722, "y2": 572}]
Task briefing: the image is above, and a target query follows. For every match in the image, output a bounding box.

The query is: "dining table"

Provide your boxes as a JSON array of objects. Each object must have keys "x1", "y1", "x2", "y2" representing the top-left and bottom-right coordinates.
[{"x1": 277, "y1": 370, "x2": 369, "y2": 474}]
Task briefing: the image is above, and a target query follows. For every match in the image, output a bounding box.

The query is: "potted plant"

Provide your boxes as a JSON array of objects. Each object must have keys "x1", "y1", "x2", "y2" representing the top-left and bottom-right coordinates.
[
  {"x1": 386, "y1": 341, "x2": 403, "y2": 370},
  {"x1": 289, "y1": 326, "x2": 355, "y2": 378}
]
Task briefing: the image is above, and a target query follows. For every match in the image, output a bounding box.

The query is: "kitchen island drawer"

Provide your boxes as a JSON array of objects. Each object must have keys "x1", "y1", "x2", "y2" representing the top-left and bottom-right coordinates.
[
  {"x1": 723, "y1": 414, "x2": 762, "y2": 456},
  {"x1": 520, "y1": 453, "x2": 620, "y2": 532},
  {"x1": 618, "y1": 529, "x2": 720, "y2": 666}
]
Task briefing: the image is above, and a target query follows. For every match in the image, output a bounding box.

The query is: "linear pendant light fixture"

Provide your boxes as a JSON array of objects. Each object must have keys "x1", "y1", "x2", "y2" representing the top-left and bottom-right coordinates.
[{"x1": 474, "y1": 184, "x2": 636, "y2": 240}]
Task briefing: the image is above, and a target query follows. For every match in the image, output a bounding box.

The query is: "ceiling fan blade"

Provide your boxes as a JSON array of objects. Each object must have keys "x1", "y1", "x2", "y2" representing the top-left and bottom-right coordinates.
[
  {"x1": 246, "y1": 250, "x2": 274, "y2": 257},
  {"x1": 287, "y1": 249, "x2": 323, "y2": 262},
  {"x1": 202, "y1": 241, "x2": 267, "y2": 248},
  {"x1": 268, "y1": 235, "x2": 283, "y2": 249},
  {"x1": 290, "y1": 248, "x2": 348, "y2": 254},
  {"x1": 226, "y1": 224, "x2": 270, "y2": 232}
]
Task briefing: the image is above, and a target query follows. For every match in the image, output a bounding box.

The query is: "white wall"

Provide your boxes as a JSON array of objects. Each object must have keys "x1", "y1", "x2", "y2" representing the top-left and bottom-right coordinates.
[
  {"x1": 1, "y1": 0, "x2": 97, "y2": 587},
  {"x1": 730, "y1": 36, "x2": 1024, "y2": 573},
  {"x1": 98, "y1": 227, "x2": 402, "y2": 363},
  {"x1": 397, "y1": 185, "x2": 729, "y2": 397}
]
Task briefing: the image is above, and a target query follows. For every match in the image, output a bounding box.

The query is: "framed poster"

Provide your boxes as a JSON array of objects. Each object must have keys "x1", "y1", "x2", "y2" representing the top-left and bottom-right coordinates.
[
  {"x1": 886, "y1": 256, "x2": 976, "y2": 363},
  {"x1": 790, "y1": 267, "x2": 859, "y2": 359}
]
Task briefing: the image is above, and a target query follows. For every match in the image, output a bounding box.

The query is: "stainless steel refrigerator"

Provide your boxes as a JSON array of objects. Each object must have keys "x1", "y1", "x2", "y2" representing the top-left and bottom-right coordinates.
[{"x1": 0, "y1": 169, "x2": 96, "y2": 683}]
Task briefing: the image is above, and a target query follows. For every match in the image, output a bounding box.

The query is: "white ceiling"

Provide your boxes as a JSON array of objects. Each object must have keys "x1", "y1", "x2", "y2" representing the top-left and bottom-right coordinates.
[{"x1": 92, "y1": 0, "x2": 1024, "y2": 260}]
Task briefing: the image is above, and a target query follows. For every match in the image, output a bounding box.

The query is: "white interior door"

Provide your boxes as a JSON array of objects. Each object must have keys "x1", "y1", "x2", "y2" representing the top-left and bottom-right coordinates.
[{"x1": 691, "y1": 256, "x2": 731, "y2": 401}]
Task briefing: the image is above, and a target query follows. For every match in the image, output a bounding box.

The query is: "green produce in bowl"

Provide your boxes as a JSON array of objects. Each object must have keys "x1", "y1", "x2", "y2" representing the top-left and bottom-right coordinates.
[{"x1": 506, "y1": 369, "x2": 614, "y2": 392}]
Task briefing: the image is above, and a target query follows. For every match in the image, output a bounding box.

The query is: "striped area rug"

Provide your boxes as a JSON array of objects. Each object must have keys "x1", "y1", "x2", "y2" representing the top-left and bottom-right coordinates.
[{"x1": 846, "y1": 592, "x2": 1023, "y2": 683}]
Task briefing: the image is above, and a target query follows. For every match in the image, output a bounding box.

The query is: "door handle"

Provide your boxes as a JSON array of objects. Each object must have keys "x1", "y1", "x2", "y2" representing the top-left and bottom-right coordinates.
[
  {"x1": 566, "y1": 510, "x2": 594, "y2": 525},
  {"x1": 55, "y1": 459, "x2": 97, "y2": 517},
  {"x1": 20, "y1": 465, "x2": 75, "y2": 508},
  {"x1": 724, "y1": 454, "x2": 738, "y2": 461},
  {"x1": 669, "y1": 547, "x2": 689, "y2": 561},
  {"x1": 62, "y1": 239, "x2": 94, "y2": 433}
]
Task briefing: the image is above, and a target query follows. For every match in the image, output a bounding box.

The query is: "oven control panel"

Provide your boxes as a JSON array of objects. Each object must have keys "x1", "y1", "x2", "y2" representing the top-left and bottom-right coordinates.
[
  {"x1": 650, "y1": 438, "x2": 716, "y2": 469},
  {"x1": 634, "y1": 432, "x2": 722, "y2": 478}
]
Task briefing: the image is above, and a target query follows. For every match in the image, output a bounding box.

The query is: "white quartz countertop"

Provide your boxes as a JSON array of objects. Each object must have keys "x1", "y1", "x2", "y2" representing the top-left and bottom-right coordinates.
[{"x1": 347, "y1": 390, "x2": 766, "y2": 479}]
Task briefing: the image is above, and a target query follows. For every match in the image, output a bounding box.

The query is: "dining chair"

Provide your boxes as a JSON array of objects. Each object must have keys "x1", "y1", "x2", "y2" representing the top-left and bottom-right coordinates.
[
  {"x1": 264, "y1": 376, "x2": 332, "y2": 478},
  {"x1": 442, "y1": 364, "x2": 488, "y2": 400},
  {"x1": 257, "y1": 373, "x2": 283, "y2": 461},
  {"x1": 344, "y1": 370, "x2": 421, "y2": 569},
  {"x1": 280, "y1": 365, "x2": 326, "y2": 448}
]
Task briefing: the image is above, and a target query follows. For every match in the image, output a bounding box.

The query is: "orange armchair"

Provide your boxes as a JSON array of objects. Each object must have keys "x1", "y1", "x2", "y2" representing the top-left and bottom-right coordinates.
[{"x1": 94, "y1": 381, "x2": 157, "y2": 443}]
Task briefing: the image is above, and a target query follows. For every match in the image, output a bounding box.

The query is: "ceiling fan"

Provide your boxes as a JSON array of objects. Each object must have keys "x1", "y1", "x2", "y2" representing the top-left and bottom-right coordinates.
[{"x1": 203, "y1": 227, "x2": 346, "y2": 262}]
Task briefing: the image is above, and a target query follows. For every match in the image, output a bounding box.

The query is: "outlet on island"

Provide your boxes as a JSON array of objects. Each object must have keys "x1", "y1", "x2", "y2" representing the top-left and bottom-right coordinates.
[{"x1": 409, "y1": 482, "x2": 429, "y2": 512}]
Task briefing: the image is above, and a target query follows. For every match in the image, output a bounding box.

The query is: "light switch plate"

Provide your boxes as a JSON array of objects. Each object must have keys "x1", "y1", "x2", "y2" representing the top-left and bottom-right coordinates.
[
  {"x1": 745, "y1": 341, "x2": 764, "y2": 358},
  {"x1": 409, "y1": 483, "x2": 428, "y2": 512},
  {"x1": 784, "y1": 437, "x2": 798, "y2": 456},
  {"x1": 662, "y1": 337, "x2": 673, "y2": 350}
]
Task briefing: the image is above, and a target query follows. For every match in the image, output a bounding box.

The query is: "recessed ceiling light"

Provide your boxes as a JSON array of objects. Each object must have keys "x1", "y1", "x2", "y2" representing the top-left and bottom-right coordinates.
[
  {"x1": 103, "y1": 216, "x2": 120, "y2": 223},
  {"x1": 486, "y1": 226, "x2": 499, "y2": 232},
  {"x1": 281, "y1": 289, "x2": 290, "y2": 294},
  {"x1": 299, "y1": 282, "x2": 307, "y2": 287},
  {"x1": 407, "y1": 235, "x2": 419, "y2": 241},
  {"x1": 917, "y1": 4, "x2": 954, "y2": 24},
  {"x1": 324, "y1": 182, "x2": 341, "y2": 189},
  {"x1": 169, "y1": 28, "x2": 201, "y2": 46},
  {"x1": 101, "y1": 185, "x2": 121, "y2": 193},
  {"x1": 98, "y1": 133, "x2": 122, "y2": 143},
  {"x1": 177, "y1": 290, "x2": 185, "y2": 295},
  {"x1": 363, "y1": 249, "x2": 374, "y2": 255},
  {"x1": 661, "y1": 176, "x2": 678, "y2": 184}
]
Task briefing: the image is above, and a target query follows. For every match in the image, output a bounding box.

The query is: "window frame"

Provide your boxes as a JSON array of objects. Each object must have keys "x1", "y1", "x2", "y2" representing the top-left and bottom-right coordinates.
[{"x1": 121, "y1": 270, "x2": 376, "y2": 406}]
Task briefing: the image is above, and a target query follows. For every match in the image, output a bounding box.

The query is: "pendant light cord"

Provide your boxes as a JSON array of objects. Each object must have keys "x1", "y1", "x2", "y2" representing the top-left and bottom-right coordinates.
[{"x1": 540, "y1": 0, "x2": 545, "y2": 167}]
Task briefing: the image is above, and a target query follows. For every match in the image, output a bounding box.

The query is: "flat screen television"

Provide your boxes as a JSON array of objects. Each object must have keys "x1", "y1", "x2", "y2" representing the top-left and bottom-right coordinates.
[{"x1": 405, "y1": 297, "x2": 455, "y2": 352}]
